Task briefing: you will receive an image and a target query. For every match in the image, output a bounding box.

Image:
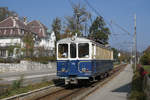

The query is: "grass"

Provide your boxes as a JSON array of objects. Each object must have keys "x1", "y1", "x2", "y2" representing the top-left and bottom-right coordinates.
[
  {"x1": 143, "y1": 65, "x2": 150, "y2": 73},
  {"x1": 0, "y1": 78, "x2": 57, "y2": 99},
  {"x1": 113, "y1": 62, "x2": 120, "y2": 68},
  {"x1": 114, "y1": 64, "x2": 121, "y2": 68}
]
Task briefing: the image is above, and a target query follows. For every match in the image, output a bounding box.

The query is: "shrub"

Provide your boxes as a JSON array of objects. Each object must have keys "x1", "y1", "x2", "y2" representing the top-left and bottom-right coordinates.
[
  {"x1": 140, "y1": 52, "x2": 150, "y2": 65},
  {"x1": 11, "y1": 75, "x2": 24, "y2": 90},
  {"x1": 129, "y1": 69, "x2": 146, "y2": 100},
  {"x1": 0, "y1": 84, "x2": 10, "y2": 97}
]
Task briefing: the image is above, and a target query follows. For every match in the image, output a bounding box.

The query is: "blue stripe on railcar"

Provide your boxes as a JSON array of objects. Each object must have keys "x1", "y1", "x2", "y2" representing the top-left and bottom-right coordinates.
[
  {"x1": 57, "y1": 60, "x2": 113, "y2": 78},
  {"x1": 57, "y1": 60, "x2": 92, "y2": 78},
  {"x1": 92, "y1": 60, "x2": 113, "y2": 76}
]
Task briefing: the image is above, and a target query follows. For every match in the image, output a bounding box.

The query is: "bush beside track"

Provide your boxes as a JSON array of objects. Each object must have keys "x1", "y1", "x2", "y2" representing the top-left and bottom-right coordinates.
[{"x1": 129, "y1": 64, "x2": 147, "y2": 100}]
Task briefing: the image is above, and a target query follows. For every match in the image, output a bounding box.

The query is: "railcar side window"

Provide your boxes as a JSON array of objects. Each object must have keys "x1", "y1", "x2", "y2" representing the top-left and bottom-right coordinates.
[
  {"x1": 70, "y1": 43, "x2": 76, "y2": 58},
  {"x1": 78, "y1": 43, "x2": 89, "y2": 58},
  {"x1": 58, "y1": 44, "x2": 68, "y2": 58}
]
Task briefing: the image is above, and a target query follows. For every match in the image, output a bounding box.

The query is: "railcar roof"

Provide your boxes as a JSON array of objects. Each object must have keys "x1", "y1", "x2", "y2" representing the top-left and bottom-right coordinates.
[
  {"x1": 57, "y1": 37, "x2": 112, "y2": 50},
  {"x1": 57, "y1": 37, "x2": 91, "y2": 43}
]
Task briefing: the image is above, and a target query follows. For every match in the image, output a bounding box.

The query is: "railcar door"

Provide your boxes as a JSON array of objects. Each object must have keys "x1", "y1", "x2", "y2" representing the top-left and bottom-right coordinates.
[
  {"x1": 57, "y1": 43, "x2": 69, "y2": 76},
  {"x1": 68, "y1": 43, "x2": 78, "y2": 75}
]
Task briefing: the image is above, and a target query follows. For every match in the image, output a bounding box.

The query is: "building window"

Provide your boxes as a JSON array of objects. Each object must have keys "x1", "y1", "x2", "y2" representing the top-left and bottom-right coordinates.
[
  {"x1": 21, "y1": 30, "x2": 24, "y2": 35},
  {"x1": 0, "y1": 50, "x2": 6, "y2": 57}
]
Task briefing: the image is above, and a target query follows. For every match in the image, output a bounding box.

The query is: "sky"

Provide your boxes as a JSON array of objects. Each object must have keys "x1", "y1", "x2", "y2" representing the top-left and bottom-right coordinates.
[{"x1": 0, "y1": 0, "x2": 150, "y2": 52}]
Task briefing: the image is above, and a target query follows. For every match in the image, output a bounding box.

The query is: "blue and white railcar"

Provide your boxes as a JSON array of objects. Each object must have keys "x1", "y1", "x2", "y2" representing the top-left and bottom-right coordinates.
[{"x1": 57, "y1": 36, "x2": 113, "y2": 84}]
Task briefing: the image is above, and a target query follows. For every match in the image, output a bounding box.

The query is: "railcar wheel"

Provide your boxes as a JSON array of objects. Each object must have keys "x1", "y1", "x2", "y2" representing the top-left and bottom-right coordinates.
[
  {"x1": 95, "y1": 75, "x2": 101, "y2": 80},
  {"x1": 100, "y1": 74, "x2": 105, "y2": 79}
]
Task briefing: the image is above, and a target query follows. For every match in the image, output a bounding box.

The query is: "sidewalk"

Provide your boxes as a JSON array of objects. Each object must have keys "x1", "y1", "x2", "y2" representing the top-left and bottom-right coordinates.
[
  {"x1": 0, "y1": 70, "x2": 57, "y2": 85},
  {"x1": 0, "y1": 70, "x2": 56, "y2": 78},
  {"x1": 85, "y1": 64, "x2": 133, "y2": 100}
]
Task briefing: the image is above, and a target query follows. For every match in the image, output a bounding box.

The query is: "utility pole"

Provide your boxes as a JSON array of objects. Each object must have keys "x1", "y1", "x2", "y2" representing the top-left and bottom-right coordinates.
[
  {"x1": 130, "y1": 45, "x2": 133, "y2": 65},
  {"x1": 134, "y1": 14, "x2": 137, "y2": 70},
  {"x1": 84, "y1": 22, "x2": 87, "y2": 36}
]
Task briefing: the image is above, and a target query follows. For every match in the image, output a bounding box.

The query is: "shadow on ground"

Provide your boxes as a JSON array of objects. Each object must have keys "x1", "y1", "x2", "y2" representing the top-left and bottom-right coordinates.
[{"x1": 112, "y1": 82, "x2": 131, "y2": 93}]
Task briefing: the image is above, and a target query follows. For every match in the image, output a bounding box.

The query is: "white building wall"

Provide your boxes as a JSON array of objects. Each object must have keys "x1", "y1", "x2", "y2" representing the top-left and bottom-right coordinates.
[
  {"x1": 0, "y1": 38, "x2": 23, "y2": 58},
  {"x1": 39, "y1": 31, "x2": 56, "y2": 50},
  {"x1": 0, "y1": 38, "x2": 22, "y2": 46}
]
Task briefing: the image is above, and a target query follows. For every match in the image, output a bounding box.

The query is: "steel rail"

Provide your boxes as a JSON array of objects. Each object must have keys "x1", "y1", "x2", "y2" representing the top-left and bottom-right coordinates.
[
  {"x1": 45, "y1": 64, "x2": 127, "y2": 100},
  {"x1": 2, "y1": 64, "x2": 126, "y2": 100},
  {"x1": 2, "y1": 82, "x2": 64, "y2": 100}
]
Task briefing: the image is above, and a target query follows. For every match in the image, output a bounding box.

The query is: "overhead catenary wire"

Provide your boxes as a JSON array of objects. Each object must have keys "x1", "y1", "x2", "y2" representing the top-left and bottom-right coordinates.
[
  {"x1": 83, "y1": 0, "x2": 113, "y2": 28},
  {"x1": 67, "y1": 0, "x2": 113, "y2": 35},
  {"x1": 110, "y1": 20, "x2": 130, "y2": 35},
  {"x1": 83, "y1": 0, "x2": 135, "y2": 54},
  {"x1": 67, "y1": 0, "x2": 133, "y2": 50},
  {"x1": 83, "y1": 0, "x2": 131, "y2": 36}
]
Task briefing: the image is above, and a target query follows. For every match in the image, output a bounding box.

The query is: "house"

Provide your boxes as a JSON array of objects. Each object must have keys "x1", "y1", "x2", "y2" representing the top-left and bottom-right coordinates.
[
  {"x1": 0, "y1": 16, "x2": 56, "y2": 58},
  {"x1": 0, "y1": 16, "x2": 28, "y2": 58},
  {"x1": 27, "y1": 20, "x2": 56, "y2": 56}
]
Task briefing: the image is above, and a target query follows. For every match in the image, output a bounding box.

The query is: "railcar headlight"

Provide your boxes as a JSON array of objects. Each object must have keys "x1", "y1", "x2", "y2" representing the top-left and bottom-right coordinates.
[
  {"x1": 82, "y1": 68, "x2": 86, "y2": 72},
  {"x1": 61, "y1": 68, "x2": 65, "y2": 72}
]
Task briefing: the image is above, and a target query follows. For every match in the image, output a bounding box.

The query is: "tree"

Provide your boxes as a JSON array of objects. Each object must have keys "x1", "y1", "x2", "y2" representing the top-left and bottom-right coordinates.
[
  {"x1": 89, "y1": 16, "x2": 110, "y2": 45},
  {"x1": 65, "y1": 3, "x2": 91, "y2": 36},
  {"x1": 0, "y1": 7, "x2": 17, "y2": 21},
  {"x1": 112, "y1": 48, "x2": 119, "y2": 60},
  {"x1": 140, "y1": 52, "x2": 150, "y2": 65},
  {"x1": 23, "y1": 33, "x2": 34, "y2": 57},
  {"x1": 140, "y1": 46, "x2": 150, "y2": 65},
  {"x1": 52, "y1": 17, "x2": 61, "y2": 41}
]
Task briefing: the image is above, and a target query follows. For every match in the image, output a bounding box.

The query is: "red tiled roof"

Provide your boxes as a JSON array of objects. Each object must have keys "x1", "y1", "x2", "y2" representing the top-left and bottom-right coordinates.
[
  {"x1": 27, "y1": 20, "x2": 47, "y2": 38},
  {"x1": 0, "y1": 17, "x2": 47, "y2": 38},
  {"x1": 0, "y1": 17, "x2": 13, "y2": 27},
  {"x1": 0, "y1": 16, "x2": 27, "y2": 37}
]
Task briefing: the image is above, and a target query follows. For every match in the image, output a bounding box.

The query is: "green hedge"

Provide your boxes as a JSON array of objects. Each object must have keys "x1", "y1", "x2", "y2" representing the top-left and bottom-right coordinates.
[
  {"x1": 0, "y1": 56, "x2": 56, "y2": 64},
  {"x1": 24, "y1": 56, "x2": 56, "y2": 64},
  {"x1": 0, "y1": 58, "x2": 20, "y2": 63}
]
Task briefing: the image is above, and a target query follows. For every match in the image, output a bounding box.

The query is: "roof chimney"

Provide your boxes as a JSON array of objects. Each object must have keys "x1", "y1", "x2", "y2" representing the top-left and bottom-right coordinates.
[{"x1": 23, "y1": 16, "x2": 27, "y2": 25}]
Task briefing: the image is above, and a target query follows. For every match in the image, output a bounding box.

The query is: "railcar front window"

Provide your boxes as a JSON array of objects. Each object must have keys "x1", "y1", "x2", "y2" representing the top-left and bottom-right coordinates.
[
  {"x1": 58, "y1": 44, "x2": 68, "y2": 58},
  {"x1": 78, "y1": 43, "x2": 89, "y2": 58},
  {"x1": 70, "y1": 43, "x2": 76, "y2": 58}
]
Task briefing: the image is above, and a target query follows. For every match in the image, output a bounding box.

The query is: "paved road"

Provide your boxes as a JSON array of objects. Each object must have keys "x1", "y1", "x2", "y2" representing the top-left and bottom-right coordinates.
[
  {"x1": 85, "y1": 64, "x2": 133, "y2": 100},
  {"x1": 0, "y1": 70, "x2": 57, "y2": 85}
]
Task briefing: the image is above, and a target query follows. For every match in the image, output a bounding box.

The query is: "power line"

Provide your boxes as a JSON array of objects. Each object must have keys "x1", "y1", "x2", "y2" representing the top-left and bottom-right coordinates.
[
  {"x1": 110, "y1": 20, "x2": 130, "y2": 35},
  {"x1": 68, "y1": 0, "x2": 75, "y2": 8},
  {"x1": 83, "y1": 0, "x2": 131, "y2": 36},
  {"x1": 83, "y1": 0, "x2": 112, "y2": 27},
  {"x1": 83, "y1": 0, "x2": 102, "y2": 17}
]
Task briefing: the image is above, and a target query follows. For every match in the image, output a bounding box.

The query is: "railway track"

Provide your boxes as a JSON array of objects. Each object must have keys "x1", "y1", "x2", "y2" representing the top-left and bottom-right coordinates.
[
  {"x1": 36, "y1": 64, "x2": 127, "y2": 100},
  {"x1": 2, "y1": 64, "x2": 126, "y2": 100}
]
